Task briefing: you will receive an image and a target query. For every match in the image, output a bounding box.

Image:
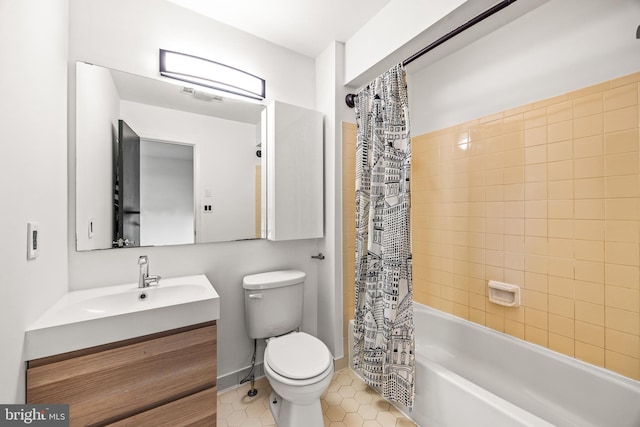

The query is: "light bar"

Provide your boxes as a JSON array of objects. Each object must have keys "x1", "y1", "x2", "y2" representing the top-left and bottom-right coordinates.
[{"x1": 159, "y1": 49, "x2": 265, "y2": 100}]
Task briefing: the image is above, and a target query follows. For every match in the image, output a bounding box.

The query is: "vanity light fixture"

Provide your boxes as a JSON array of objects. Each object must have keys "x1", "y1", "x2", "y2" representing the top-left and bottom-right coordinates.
[{"x1": 159, "y1": 49, "x2": 265, "y2": 100}]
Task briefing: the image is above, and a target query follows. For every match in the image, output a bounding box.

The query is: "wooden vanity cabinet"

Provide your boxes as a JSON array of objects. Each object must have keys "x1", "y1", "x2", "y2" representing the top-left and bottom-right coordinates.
[{"x1": 27, "y1": 321, "x2": 217, "y2": 427}]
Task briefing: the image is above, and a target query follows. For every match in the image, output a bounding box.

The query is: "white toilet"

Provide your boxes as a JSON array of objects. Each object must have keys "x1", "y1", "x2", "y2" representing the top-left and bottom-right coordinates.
[{"x1": 243, "y1": 270, "x2": 334, "y2": 427}]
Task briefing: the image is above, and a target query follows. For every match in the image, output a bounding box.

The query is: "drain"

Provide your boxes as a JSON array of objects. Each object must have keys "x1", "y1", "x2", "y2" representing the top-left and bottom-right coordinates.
[{"x1": 138, "y1": 292, "x2": 148, "y2": 301}]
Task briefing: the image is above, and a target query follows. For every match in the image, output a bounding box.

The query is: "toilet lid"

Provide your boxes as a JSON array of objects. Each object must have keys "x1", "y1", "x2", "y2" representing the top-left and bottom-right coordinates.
[{"x1": 266, "y1": 332, "x2": 332, "y2": 380}]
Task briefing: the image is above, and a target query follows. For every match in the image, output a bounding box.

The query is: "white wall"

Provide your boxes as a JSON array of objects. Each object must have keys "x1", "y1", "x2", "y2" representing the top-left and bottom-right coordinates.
[
  {"x1": 0, "y1": 0, "x2": 69, "y2": 403},
  {"x1": 316, "y1": 42, "x2": 347, "y2": 359},
  {"x1": 75, "y1": 62, "x2": 119, "y2": 250},
  {"x1": 68, "y1": 0, "x2": 321, "y2": 382},
  {"x1": 140, "y1": 140, "x2": 195, "y2": 246},
  {"x1": 345, "y1": 0, "x2": 465, "y2": 86},
  {"x1": 408, "y1": 0, "x2": 640, "y2": 135}
]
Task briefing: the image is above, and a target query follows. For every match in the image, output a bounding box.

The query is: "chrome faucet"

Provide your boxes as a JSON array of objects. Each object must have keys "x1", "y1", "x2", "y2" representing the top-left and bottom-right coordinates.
[{"x1": 138, "y1": 255, "x2": 161, "y2": 288}]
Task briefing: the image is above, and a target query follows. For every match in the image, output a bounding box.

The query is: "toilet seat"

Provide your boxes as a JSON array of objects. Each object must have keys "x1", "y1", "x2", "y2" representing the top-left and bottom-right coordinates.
[{"x1": 266, "y1": 332, "x2": 332, "y2": 380}]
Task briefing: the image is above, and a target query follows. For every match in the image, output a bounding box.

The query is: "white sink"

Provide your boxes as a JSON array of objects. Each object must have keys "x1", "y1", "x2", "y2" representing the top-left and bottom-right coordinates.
[
  {"x1": 72, "y1": 283, "x2": 208, "y2": 316},
  {"x1": 25, "y1": 275, "x2": 220, "y2": 360}
]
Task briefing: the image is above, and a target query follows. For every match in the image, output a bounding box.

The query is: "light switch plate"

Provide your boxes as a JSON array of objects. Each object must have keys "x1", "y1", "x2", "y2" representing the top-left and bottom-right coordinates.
[{"x1": 27, "y1": 221, "x2": 39, "y2": 260}]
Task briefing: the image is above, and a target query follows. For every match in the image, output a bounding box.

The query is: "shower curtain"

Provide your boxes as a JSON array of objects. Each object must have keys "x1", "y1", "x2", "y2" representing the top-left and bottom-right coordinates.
[{"x1": 352, "y1": 63, "x2": 415, "y2": 409}]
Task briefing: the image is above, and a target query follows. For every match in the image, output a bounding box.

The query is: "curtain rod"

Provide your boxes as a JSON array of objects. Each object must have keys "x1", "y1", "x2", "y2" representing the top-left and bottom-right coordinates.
[{"x1": 345, "y1": 0, "x2": 518, "y2": 108}]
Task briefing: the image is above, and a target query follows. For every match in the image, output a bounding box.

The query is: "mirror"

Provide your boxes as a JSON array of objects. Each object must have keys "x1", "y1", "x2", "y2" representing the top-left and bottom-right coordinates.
[{"x1": 75, "y1": 62, "x2": 265, "y2": 251}]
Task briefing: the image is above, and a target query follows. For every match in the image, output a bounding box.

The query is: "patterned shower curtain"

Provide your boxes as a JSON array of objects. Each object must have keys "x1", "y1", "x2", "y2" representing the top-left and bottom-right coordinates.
[{"x1": 352, "y1": 63, "x2": 415, "y2": 409}]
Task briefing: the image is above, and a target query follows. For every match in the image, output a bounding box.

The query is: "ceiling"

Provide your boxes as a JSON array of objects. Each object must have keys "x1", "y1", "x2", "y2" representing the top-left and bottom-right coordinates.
[{"x1": 167, "y1": 0, "x2": 392, "y2": 58}]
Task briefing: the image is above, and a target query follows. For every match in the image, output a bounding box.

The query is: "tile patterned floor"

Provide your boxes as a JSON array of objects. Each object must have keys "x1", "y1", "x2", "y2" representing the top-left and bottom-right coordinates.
[{"x1": 217, "y1": 367, "x2": 418, "y2": 427}]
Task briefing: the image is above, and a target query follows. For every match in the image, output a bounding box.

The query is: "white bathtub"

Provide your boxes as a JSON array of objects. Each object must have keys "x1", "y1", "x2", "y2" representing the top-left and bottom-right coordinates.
[{"x1": 350, "y1": 303, "x2": 640, "y2": 427}]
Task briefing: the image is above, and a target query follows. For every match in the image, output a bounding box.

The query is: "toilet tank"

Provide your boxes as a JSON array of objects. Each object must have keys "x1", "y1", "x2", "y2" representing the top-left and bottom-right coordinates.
[{"x1": 242, "y1": 270, "x2": 305, "y2": 339}]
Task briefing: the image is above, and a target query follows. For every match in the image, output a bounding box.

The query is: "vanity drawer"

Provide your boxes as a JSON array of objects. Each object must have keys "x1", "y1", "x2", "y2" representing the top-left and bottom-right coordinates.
[
  {"x1": 27, "y1": 322, "x2": 216, "y2": 426},
  {"x1": 106, "y1": 386, "x2": 216, "y2": 427}
]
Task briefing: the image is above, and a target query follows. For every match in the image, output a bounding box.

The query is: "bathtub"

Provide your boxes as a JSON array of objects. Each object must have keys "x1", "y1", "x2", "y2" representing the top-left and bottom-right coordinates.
[{"x1": 349, "y1": 303, "x2": 640, "y2": 427}]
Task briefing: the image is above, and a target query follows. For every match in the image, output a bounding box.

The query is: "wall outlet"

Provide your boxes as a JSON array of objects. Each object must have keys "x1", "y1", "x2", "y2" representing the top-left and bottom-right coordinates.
[
  {"x1": 202, "y1": 204, "x2": 213, "y2": 213},
  {"x1": 88, "y1": 217, "x2": 94, "y2": 239},
  {"x1": 27, "y1": 221, "x2": 39, "y2": 260}
]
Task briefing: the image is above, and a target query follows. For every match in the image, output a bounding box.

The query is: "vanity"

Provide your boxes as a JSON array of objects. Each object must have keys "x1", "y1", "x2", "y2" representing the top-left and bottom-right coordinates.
[{"x1": 25, "y1": 275, "x2": 220, "y2": 426}]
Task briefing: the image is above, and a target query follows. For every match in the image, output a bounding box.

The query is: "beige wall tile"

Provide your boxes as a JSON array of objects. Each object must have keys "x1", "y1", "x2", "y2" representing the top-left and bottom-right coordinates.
[
  {"x1": 604, "y1": 84, "x2": 638, "y2": 111},
  {"x1": 605, "y1": 242, "x2": 640, "y2": 266},
  {"x1": 534, "y1": 94, "x2": 570, "y2": 109},
  {"x1": 548, "y1": 257, "x2": 574, "y2": 279},
  {"x1": 574, "y1": 156, "x2": 604, "y2": 179},
  {"x1": 549, "y1": 333, "x2": 575, "y2": 357},
  {"x1": 548, "y1": 140, "x2": 573, "y2": 162},
  {"x1": 574, "y1": 135, "x2": 603, "y2": 159},
  {"x1": 395, "y1": 73, "x2": 640, "y2": 383},
  {"x1": 525, "y1": 325, "x2": 548, "y2": 347},
  {"x1": 574, "y1": 114, "x2": 603, "y2": 139},
  {"x1": 574, "y1": 240, "x2": 604, "y2": 262},
  {"x1": 605, "y1": 263, "x2": 640, "y2": 289},
  {"x1": 505, "y1": 320, "x2": 525, "y2": 339},
  {"x1": 575, "y1": 178, "x2": 604, "y2": 199},
  {"x1": 606, "y1": 328, "x2": 640, "y2": 359},
  {"x1": 549, "y1": 276, "x2": 575, "y2": 298},
  {"x1": 524, "y1": 126, "x2": 547, "y2": 147},
  {"x1": 525, "y1": 201, "x2": 547, "y2": 219},
  {"x1": 548, "y1": 160, "x2": 573, "y2": 181},
  {"x1": 605, "y1": 220, "x2": 640, "y2": 243},
  {"x1": 548, "y1": 200, "x2": 574, "y2": 219},
  {"x1": 524, "y1": 289, "x2": 548, "y2": 311},
  {"x1": 575, "y1": 280, "x2": 605, "y2": 304},
  {"x1": 547, "y1": 179, "x2": 573, "y2": 200},
  {"x1": 604, "y1": 106, "x2": 639, "y2": 133},
  {"x1": 504, "y1": 272, "x2": 525, "y2": 292},
  {"x1": 573, "y1": 93, "x2": 603, "y2": 118},
  {"x1": 549, "y1": 294, "x2": 575, "y2": 318},
  {"x1": 469, "y1": 308, "x2": 486, "y2": 325},
  {"x1": 575, "y1": 219, "x2": 605, "y2": 241},
  {"x1": 503, "y1": 131, "x2": 525, "y2": 151},
  {"x1": 606, "y1": 307, "x2": 639, "y2": 335},
  {"x1": 609, "y1": 72, "x2": 640, "y2": 87},
  {"x1": 575, "y1": 199, "x2": 605, "y2": 220},
  {"x1": 524, "y1": 108, "x2": 547, "y2": 129},
  {"x1": 548, "y1": 238, "x2": 573, "y2": 258},
  {"x1": 525, "y1": 163, "x2": 547, "y2": 182},
  {"x1": 547, "y1": 101, "x2": 573, "y2": 123},
  {"x1": 503, "y1": 114, "x2": 524, "y2": 133},
  {"x1": 605, "y1": 175, "x2": 640, "y2": 198},
  {"x1": 549, "y1": 313, "x2": 574, "y2": 337},
  {"x1": 575, "y1": 301, "x2": 605, "y2": 326},
  {"x1": 605, "y1": 153, "x2": 639, "y2": 176},
  {"x1": 486, "y1": 313, "x2": 505, "y2": 332},
  {"x1": 604, "y1": 129, "x2": 639, "y2": 154},
  {"x1": 575, "y1": 320, "x2": 605, "y2": 347},
  {"x1": 575, "y1": 260, "x2": 605, "y2": 283},
  {"x1": 575, "y1": 341, "x2": 605, "y2": 367},
  {"x1": 548, "y1": 120, "x2": 573, "y2": 143},
  {"x1": 605, "y1": 285, "x2": 639, "y2": 312},
  {"x1": 605, "y1": 350, "x2": 640, "y2": 380},
  {"x1": 525, "y1": 271, "x2": 548, "y2": 293},
  {"x1": 549, "y1": 219, "x2": 573, "y2": 239},
  {"x1": 605, "y1": 198, "x2": 640, "y2": 221}
]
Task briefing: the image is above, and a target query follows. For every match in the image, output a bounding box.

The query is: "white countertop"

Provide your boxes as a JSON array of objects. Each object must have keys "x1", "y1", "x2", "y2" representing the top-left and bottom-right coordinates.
[{"x1": 25, "y1": 274, "x2": 220, "y2": 360}]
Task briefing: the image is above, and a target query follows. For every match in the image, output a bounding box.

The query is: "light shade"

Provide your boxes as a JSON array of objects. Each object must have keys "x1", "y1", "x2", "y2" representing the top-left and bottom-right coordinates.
[{"x1": 159, "y1": 49, "x2": 265, "y2": 100}]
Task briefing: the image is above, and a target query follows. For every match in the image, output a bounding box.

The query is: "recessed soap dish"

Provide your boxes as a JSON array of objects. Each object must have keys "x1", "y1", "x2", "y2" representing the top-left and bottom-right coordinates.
[{"x1": 488, "y1": 280, "x2": 520, "y2": 307}]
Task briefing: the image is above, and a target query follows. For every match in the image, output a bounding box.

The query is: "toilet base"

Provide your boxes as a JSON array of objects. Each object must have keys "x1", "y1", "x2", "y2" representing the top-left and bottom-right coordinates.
[{"x1": 268, "y1": 391, "x2": 324, "y2": 427}]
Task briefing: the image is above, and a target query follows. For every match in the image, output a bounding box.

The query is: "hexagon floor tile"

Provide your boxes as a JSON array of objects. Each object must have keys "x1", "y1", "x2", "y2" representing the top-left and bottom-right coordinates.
[{"x1": 217, "y1": 367, "x2": 418, "y2": 427}]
